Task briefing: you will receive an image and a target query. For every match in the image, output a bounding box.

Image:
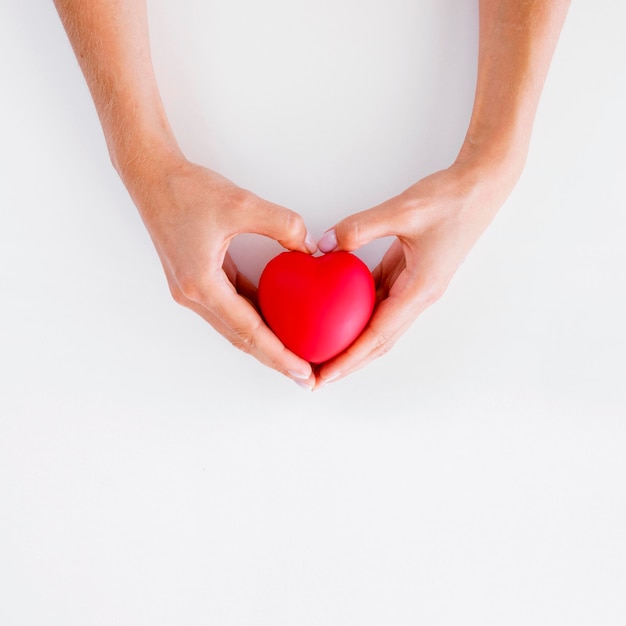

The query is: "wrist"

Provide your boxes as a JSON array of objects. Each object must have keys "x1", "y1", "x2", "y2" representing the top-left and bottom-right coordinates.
[
  {"x1": 453, "y1": 130, "x2": 528, "y2": 192},
  {"x1": 107, "y1": 115, "x2": 186, "y2": 198},
  {"x1": 109, "y1": 122, "x2": 188, "y2": 217},
  {"x1": 108, "y1": 119, "x2": 182, "y2": 180},
  {"x1": 93, "y1": 79, "x2": 183, "y2": 185}
]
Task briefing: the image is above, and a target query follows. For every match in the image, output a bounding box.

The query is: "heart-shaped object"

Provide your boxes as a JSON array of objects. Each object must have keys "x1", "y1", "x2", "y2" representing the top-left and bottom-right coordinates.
[{"x1": 258, "y1": 251, "x2": 375, "y2": 363}]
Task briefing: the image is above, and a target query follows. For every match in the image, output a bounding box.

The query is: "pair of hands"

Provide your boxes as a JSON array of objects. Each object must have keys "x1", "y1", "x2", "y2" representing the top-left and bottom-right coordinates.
[
  {"x1": 127, "y1": 151, "x2": 517, "y2": 390},
  {"x1": 50, "y1": 0, "x2": 568, "y2": 389},
  {"x1": 52, "y1": 0, "x2": 569, "y2": 389}
]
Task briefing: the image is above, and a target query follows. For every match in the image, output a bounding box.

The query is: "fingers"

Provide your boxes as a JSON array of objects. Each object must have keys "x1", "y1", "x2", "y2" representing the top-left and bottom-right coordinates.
[
  {"x1": 238, "y1": 196, "x2": 317, "y2": 254},
  {"x1": 315, "y1": 291, "x2": 428, "y2": 387},
  {"x1": 222, "y1": 252, "x2": 258, "y2": 307},
  {"x1": 371, "y1": 239, "x2": 406, "y2": 303},
  {"x1": 143, "y1": 163, "x2": 319, "y2": 386},
  {"x1": 218, "y1": 200, "x2": 318, "y2": 383},
  {"x1": 314, "y1": 297, "x2": 411, "y2": 386},
  {"x1": 315, "y1": 200, "x2": 417, "y2": 386},
  {"x1": 170, "y1": 269, "x2": 315, "y2": 386},
  {"x1": 318, "y1": 196, "x2": 414, "y2": 253},
  {"x1": 315, "y1": 264, "x2": 447, "y2": 387}
]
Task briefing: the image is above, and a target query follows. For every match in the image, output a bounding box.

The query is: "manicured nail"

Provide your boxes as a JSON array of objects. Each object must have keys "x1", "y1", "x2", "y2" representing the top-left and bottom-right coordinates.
[
  {"x1": 305, "y1": 231, "x2": 318, "y2": 254},
  {"x1": 322, "y1": 371, "x2": 342, "y2": 384},
  {"x1": 318, "y1": 229, "x2": 338, "y2": 253},
  {"x1": 294, "y1": 380, "x2": 313, "y2": 392},
  {"x1": 288, "y1": 369, "x2": 311, "y2": 381}
]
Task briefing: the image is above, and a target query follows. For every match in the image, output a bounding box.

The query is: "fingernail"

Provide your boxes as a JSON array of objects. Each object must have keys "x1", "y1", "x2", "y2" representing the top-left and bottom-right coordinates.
[
  {"x1": 305, "y1": 231, "x2": 318, "y2": 254},
  {"x1": 294, "y1": 380, "x2": 313, "y2": 392},
  {"x1": 321, "y1": 371, "x2": 342, "y2": 384},
  {"x1": 318, "y1": 229, "x2": 338, "y2": 253},
  {"x1": 288, "y1": 369, "x2": 311, "y2": 381}
]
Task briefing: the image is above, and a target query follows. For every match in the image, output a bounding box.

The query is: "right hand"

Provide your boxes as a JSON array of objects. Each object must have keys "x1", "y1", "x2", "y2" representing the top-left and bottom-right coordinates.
[{"x1": 123, "y1": 152, "x2": 318, "y2": 386}]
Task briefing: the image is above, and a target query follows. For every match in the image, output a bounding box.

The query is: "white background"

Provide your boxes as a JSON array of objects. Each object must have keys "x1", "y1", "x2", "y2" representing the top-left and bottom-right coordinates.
[{"x1": 1, "y1": 1, "x2": 625, "y2": 624}]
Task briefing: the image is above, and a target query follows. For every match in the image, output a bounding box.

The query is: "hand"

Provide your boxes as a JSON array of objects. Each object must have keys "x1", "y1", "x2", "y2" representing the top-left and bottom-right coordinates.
[
  {"x1": 123, "y1": 152, "x2": 318, "y2": 385},
  {"x1": 314, "y1": 160, "x2": 519, "y2": 386},
  {"x1": 53, "y1": 0, "x2": 318, "y2": 387},
  {"x1": 54, "y1": 0, "x2": 569, "y2": 389},
  {"x1": 309, "y1": 0, "x2": 571, "y2": 387}
]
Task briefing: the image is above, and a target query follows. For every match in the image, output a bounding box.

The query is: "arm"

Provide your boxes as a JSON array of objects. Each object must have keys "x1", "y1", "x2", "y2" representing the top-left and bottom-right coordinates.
[
  {"x1": 53, "y1": 0, "x2": 317, "y2": 386},
  {"x1": 315, "y1": 0, "x2": 571, "y2": 386}
]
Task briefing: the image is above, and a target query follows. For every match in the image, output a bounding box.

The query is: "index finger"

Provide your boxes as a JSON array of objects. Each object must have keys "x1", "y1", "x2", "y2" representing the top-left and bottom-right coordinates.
[
  {"x1": 315, "y1": 292, "x2": 424, "y2": 385},
  {"x1": 194, "y1": 273, "x2": 315, "y2": 382}
]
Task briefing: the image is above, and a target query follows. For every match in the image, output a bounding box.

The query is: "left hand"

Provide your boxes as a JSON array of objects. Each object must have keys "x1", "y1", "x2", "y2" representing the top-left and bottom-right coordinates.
[{"x1": 314, "y1": 160, "x2": 519, "y2": 387}]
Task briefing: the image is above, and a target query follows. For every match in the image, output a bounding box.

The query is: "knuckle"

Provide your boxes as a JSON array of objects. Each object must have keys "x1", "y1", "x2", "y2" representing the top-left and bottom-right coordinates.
[
  {"x1": 280, "y1": 210, "x2": 305, "y2": 243},
  {"x1": 397, "y1": 193, "x2": 420, "y2": 223},
  {"x1": 372, "y1": 330, "x2": 396, "y2": 359},
  {"x1": 178, "y1": 277, "x2": 202, "y2": 303},
  {"x1": 169, "y1": 284, "x2": 188, "y2": 307},
  {"x1": 419, "y1": 281, "x2": 447, "y2": 308},
  {"x1": 176, "y1": 274, "x2": 213, "y2": 306},
  {"x1": 230, "y1": 327, "x2": 256, "y2": 354},
  {"x1": 230, "y1": 187, "x2": 255, "y2": 212},
  {"x1": 338, "y1": 219, "x2": 362, "y2": 250}
]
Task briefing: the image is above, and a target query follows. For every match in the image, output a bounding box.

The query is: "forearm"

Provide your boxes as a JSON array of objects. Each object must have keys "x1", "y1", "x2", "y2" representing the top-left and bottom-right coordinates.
[
  {"x1": 457, "y1": 0, "x2": 570, "y2": 177},
  {"x1": 316, "y1": 1, "x2": 571, "y2": 383},
  {"x1": 53, "y1": 0, "x2": 181, "y2": 178},
  {"x1": 53, "y1": 1, "x2": 319, "y2": 385}
]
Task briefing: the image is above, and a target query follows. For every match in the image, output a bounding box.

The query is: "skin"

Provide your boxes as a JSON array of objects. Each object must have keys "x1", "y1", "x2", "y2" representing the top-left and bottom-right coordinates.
[
  {"x1": 315, "y1": 0, "x2": 571, "y2": 388},
  {"x1": 53, "y1": 0, "x2": 318, "y2": 387},
  {"x1": 53, "y1": 0, "x2": 570, "y2": 390}
]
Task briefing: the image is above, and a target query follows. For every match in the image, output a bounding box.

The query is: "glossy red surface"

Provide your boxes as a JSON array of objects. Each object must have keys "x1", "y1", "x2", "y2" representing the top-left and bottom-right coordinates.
[{"x1": 259, "y1": 251, "x2": 375, "y2": 363}]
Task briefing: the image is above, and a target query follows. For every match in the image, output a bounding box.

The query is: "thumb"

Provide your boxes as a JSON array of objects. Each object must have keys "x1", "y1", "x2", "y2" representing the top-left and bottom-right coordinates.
[
  {"x1": 318, "y1": 199, "x2": 410, "y2": 253},
  {"x1": 243, "y1": 199, "x2": 317, "y2": 254}
]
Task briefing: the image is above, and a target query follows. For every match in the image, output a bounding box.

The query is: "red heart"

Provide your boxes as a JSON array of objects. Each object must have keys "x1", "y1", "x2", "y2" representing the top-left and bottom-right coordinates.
[{"x1": 258, "y1": 251, "x2": 375, "y2": 363}]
